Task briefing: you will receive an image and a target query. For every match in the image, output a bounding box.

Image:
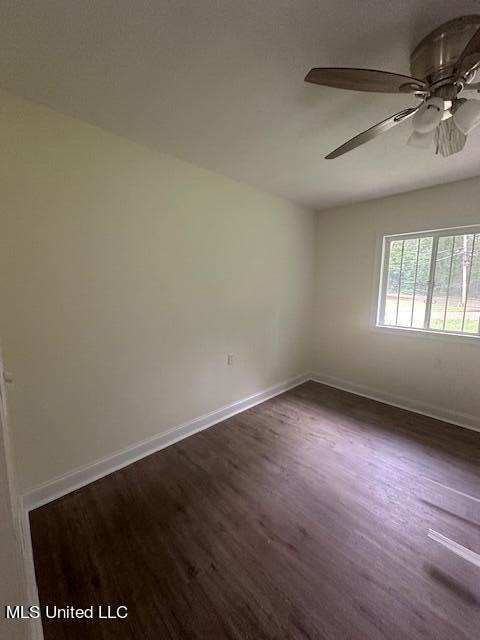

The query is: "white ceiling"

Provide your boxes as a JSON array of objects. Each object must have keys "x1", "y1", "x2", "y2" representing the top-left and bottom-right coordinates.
[{"x1": 2, "y1": 1, "x2": 480, "y2": 209}]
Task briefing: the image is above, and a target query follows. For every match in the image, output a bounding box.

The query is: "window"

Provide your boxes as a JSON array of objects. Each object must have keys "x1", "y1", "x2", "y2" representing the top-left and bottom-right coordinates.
[{"x1": 377, "y1": 226, "x2": 480, "y2": 337}]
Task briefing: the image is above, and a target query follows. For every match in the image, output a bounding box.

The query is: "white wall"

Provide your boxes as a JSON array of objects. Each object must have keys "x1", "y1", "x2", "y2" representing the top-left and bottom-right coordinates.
[
  {"x1": 0, "y1": 457, "x2": 27, "y2": 640},
  {"x1": 3, "y1": 86, "x2": 478, "y2": 502},
  {"x1": 0, "y1": 91, "x2": 316, "y2": 493},
  {"x1": 0, "y1": 396, "x2": 28, "y2": 640},
  {"x1": 312, "y1": 177, "x2": 480, "y2": 428}
]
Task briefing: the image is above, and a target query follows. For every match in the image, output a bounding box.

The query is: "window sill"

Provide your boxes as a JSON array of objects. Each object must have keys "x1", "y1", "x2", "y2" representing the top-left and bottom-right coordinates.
[{"x1": 374, "y1": 324, "x2": 480, "y2": 345}]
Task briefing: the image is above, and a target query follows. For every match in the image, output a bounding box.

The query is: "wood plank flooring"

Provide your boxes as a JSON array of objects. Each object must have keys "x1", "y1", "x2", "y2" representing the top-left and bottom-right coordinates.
[{"x1": 30, "y1": 381, "x2": 480, "y2": 640}]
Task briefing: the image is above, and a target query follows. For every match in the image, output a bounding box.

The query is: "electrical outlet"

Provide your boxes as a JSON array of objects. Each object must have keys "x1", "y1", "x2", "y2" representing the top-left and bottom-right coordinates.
[{"x1": 227, "y1": 354, "x2": 234, "y2": 365}]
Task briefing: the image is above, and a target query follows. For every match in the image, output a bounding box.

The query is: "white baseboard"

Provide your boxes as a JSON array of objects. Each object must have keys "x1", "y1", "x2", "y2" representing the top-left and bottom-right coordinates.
[
  {"x1": 22, "y1": 373, "x2": 309, "y2": 512},
  {"x1": 23, "y1": 369, "x2": 478, "y2": 515},
  {"x1": 17, "y1": 369, "x2": 477, "y2": 640},
  {"x1": 310, "y1": 372, "x2": 480, "y2": 433}
]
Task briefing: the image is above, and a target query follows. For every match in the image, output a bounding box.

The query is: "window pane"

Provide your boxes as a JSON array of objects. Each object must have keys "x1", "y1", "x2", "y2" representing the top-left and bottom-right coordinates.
[
  {"x1": 397, "y1": 238, "x2": 420, "y2": 327},
  {"x1": 429, "y1": 235, "x2": 457, "y2": 331},
  {"x1": 429, "y1": 233, "x2": 478, "y2": 333},
  {"x1": 383, "y1": 239, "x2": 403, "y2": 326},
  {"x1": 382, "y1": 237, "x2": 432, "y2": 327},
  {"x1": 462, "y1": 233, "x2": 480, "y2": 334},
  {"x1": 411, "y1": 237, "x2": 433, "y2": 328}
]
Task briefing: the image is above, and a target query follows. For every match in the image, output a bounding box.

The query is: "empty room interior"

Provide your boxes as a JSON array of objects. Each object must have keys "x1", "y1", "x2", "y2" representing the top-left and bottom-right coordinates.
[{"x1": 1, "y1": 2, "x2": 480, "y2": 639}]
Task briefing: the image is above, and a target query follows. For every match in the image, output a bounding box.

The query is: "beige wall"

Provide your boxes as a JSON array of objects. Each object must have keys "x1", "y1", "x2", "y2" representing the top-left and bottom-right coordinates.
[
  {"x1": 312, "y1": 177, "x2": 480, "y2": 428},
  {"x1": 0, "y1": 91, "x2": 316, "y2": 492}
]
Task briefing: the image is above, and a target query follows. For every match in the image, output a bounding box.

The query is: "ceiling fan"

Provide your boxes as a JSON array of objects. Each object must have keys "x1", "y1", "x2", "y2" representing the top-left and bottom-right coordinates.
[{"x1": 305, "y1": 15, "x2": 480, "y2": 159}]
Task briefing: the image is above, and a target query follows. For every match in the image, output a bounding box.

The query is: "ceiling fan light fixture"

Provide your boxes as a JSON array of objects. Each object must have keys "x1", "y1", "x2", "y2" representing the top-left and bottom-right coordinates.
[
  {"x1": 453, "y1": 98, "x2": 480, "y2": 133},
  {"x1": 411, "y1": 97, "x2": 444, "y2": 133},
  {"x1": 407, "y1": 129, "x2": 434, "y2": 149}
]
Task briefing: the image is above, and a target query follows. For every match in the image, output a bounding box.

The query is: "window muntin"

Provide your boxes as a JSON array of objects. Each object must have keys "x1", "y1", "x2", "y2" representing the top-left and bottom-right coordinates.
[{"x1": 378, "y1": 227, "x2": 480, "y2": 336}]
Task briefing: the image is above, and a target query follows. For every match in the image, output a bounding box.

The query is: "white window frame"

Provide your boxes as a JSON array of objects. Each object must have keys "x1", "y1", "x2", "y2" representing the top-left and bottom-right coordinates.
[{"x1": 376, "y1": 224, "x2": 480, "y2": 340}]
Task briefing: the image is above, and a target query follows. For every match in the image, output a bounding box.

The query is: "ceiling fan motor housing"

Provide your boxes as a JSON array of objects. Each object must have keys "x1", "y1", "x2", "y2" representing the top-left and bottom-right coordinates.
[{"x1": 411, "y1": 15, "x2": 480, "y2": 88}]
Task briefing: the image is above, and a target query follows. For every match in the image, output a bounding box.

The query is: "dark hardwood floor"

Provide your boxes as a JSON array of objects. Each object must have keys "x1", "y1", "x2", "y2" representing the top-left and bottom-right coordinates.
[{"x1": 30, "y1": 381, "x2": 480, "y2": 640}]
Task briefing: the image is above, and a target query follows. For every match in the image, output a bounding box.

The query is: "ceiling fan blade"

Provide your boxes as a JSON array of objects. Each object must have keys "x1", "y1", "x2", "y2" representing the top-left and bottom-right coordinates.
[
  {"x1": 325, "y1": 107, "x2": 419, "y2": 159},
  {"x1": 463, "y1": 81, "x2": 480, "y2": 91},
  {"x1": 455, "y1": 27, "x2": 480, "y2": 76},
  {"x1": 305, "y1": 68, "x2": 426, "y2": 93}
]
